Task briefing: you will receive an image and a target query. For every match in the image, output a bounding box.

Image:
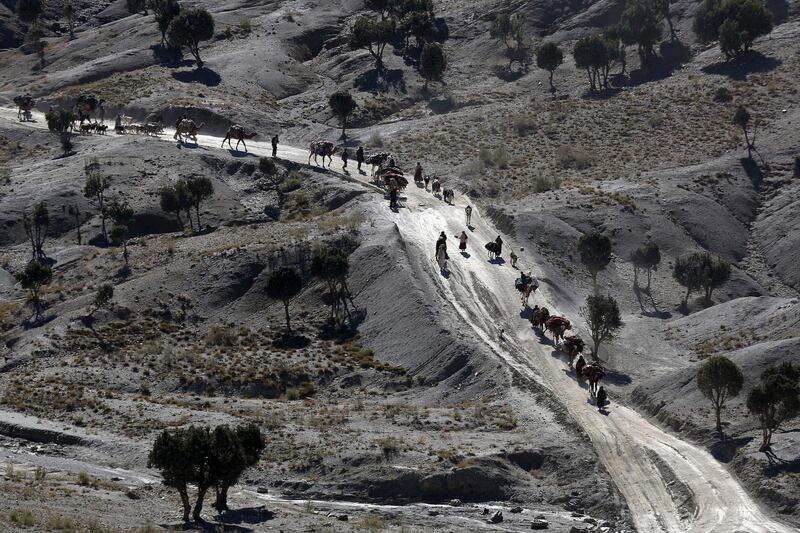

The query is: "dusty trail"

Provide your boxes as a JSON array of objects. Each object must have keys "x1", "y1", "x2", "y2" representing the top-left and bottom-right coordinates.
[{"x1": 1, "y1": 108, "x2": 793, "y2": 533}]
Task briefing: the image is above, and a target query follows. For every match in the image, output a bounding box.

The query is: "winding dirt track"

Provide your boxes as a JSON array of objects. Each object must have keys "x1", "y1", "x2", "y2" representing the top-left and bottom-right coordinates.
[{"x1": 1, "y1": 108, "x2": 793, "y2": 533}]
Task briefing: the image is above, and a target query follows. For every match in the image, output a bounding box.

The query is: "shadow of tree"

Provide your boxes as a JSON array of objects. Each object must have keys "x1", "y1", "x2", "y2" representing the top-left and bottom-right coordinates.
[
  {"x1": 765, "y1": 0, "x2": 789, "y2": 23},
  {"x1": 702, "y1": 51, "x2": 782, "y2": 81},
  {"x1": 710, "y1": 436, "x2": 753, "y2": 463},
  {"x1": 172, "y1": 68, "x2": 222, "y2": 87},
  {"x1": 216, "y1": 506, "x2": 275, "y2": 525},
  {"x1": 160, "y1": 521, "x2": 252, "y2": 532},
  {"x1": 626, "y1": 40, "x2": 691, "y2": 87},
  {"x1": 355, "y1": 68, "x2": 406, "y2": 94}
]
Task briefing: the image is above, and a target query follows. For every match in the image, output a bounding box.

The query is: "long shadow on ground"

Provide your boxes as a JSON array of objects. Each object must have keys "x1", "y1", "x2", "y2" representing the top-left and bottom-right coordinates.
[{"x1": 702, "y1": 52, "x2": 782, "y2": 81}]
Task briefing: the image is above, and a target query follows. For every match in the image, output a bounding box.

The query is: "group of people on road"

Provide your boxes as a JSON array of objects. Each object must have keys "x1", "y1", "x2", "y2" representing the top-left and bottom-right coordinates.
[{"x1": 340, "y1": 146, "x2": 366, "y2": 172}]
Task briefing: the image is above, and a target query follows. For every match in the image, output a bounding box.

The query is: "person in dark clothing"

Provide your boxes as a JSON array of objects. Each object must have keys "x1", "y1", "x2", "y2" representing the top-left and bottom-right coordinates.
[
  {"x1": 271, "y1": 134, "x2": 279, "y2": 157},
  {"x1": 356, "y1": 146, "x2": 364, "y2": 171},
  {"x1": 436, "y1": 231, "x2": 448, "y2": 259},
  {"x1": 389, "y1": 188, "x2": 398, "y2": 209},
  {"x1": 342, "y1": 148, "x2": 349, "y2": 169},
  {"x1": 424, "y1": 174, "x2": 431, "y2": 191},
  {"x1": 495, "y1": 235, "x2": 503, "y2": 256},
  {"x1": 596, "y1": 386, "x2": 607, "y2": 411},
  {"x1": 414, "y1": 162, "x2": 423, "y2": 182}
]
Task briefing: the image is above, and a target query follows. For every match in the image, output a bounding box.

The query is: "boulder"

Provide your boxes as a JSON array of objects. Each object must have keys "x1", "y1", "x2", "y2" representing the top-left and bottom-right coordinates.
[
  {"x1": 510, "y1": 506, "x2": 524, "y2": 513},
  {"x1": 531, "y1": 519, "x2": 549, "y2": 530},
  {"x1": 489, "y1": 511, "x2": 504, "y2": 523}
]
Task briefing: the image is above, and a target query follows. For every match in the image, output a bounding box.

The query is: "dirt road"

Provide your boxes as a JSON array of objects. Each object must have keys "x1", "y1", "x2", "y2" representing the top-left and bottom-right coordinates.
[{"x1": 1, "y1": 108, "x2": 793, "y2": 533}]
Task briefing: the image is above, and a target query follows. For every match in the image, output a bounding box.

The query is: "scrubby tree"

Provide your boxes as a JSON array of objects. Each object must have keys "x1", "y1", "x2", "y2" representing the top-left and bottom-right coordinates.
[
  {"x1": 90, "y1": 283, "x2": 114, "y2": 318},
  {"x1": 26, "y1": 25, "x2": 46, "y2": 66},
  {"x1": 747, "y1": 363, "x2": 800, "y2": 451},
  {"x1": 630, "y1": 242, "x2": 661, "y2": 290},
  {"x1": 656, "y1": 0, "x2": 676, "y2": 41},
  {"x1": 311, "y1": 247, "x2": 354, "y2": 323},
  {"x1": 328, "y1": 90, "x2": 357, "y2": 139},
  {"x1": 693, "y1": 0, "x2": 773, "y2": 59},
  {"x1": 490, "y1": 13, "x2": 531, "y2": 72},
  {"x1": 159, "y1": 184, "x2": 188, "y2": 229},
  {"x1": 365, "y1": 0, "x2": 397, "y2": 19},
  {"x1": 401, "y1": 10, "x2": 435, "y2": 49},
  {"x1": 619, "y1": 0, "x2": 664, "y2": 63},
  {"x1": 16, "y1": 0, "x2": 43, "y2": 25},
  {"x1": 697, "y1": 356, "x2": 744, "y2": 437},
  {"x1": 573, "y1": 34, "x2": 617, "y2": 91},
  {"x1": 266, "y1": 267, "x2": 302, "y2": 334},
  {"x1": 211, "y1": 424, "x2": 264, "y2": 511},
  {"x1": 167, "y1": 8, "x2": 215, "y2": 68},
  {"x1": 349, "y1": 15, "x2": 396, "y2": 74},
  {"x1": 578, "y1": 232, "x2": 612, "y2": 291},
  {"x1": 733, "y1": 105, "x2": 759, "y2": 159},
  {"x1": 420, "y1": 42, "x2": 447, "y2": 89},
  {"x1": 673, "y1": 252, "x2": 731, "y2": 307},
  {"x1": 16, "y1": 261, "x2": 52, "y2": 321},
  {"x1": 67, "y1": 204, "x2": 82, "y2": 244},
  {"x1": 22, "y1": 202, "x2": 49, "y2": 262},
  {"x1": 62, "y1": 2, "x2": 76, "y2": 39},
  {"x1": 45, "y1": 107, "x2": 77, "y2": 155},
  {"x1": 186, "y1": 175, "x2": 214, "y2": 230},
  {"x1": 126, "y1": 0, "x2": 148, "y2": 15},
  {"x1": 536, "y1": 41, "x2": 564, "y2": 90},
  {"x1": 107, "y1": 199, "x2": 134, "y2": 266},
  {"x1": 153, "y1": 0, "x2": 181, "y2": 46},
  {"x1": 580, "y1": 294, "x2": 623, "y2": 360},
  {"x1": 83, "y1": 172, "x2": 110, "y2": 241}
]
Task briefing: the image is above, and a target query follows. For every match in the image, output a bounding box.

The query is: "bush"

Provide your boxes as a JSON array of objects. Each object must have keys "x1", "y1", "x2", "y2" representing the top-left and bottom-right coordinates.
[
  {"x1": 259, "y1": 157, "x2": 277, "y2": 175},
  {"x1": 693, "y1": 0, "x2": 773, "y2": 58},
  {"x1": 556, "y1": 144, "x2": 593, "y2": 169},
  {"x1": 513, "y1": 115, "x2": 537, "y2": 136},
  {"x1": 532, "y1": 174, "x2": 562, "y2": 193},
  {"x1": 673, "y1": 252, "x2": 731, "y2": 306},
  {"x1": 536, "y1": 41, "x2": 564, "y2": 89},
  {"x1": 167, "y1": 8, "x2": 215, "y2": 68},
  {"x1": 205, "y1": 326, "x2": 237, "y2": 346},
  {"x1": 697, "y1": 356, "x2": 743, "y2": 436},
  {"x1": 420, "y1": 42, "x2": 447, "y2": 88}
]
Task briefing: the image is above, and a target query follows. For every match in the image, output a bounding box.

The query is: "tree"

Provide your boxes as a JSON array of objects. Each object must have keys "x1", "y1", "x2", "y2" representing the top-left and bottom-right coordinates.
[
  {"x1": 580, "y1": 294, "x2": 623, "y2": 360},
  {"x1": 126, "y1": 0, "x2": 148, "y2": 15},
  {"x1": 265, "y1": 267, "x2": 302, "y2": 334},
  {"x1": 420, "y1": 42, "x2": 447, "y2": 89},
  {"x1": 692, "y1": 0, "x2": 773, "y2": 59},
  {"x1": 16, "y1": 0, "x2": 43, "y2": 25},
  {"x1": 656, "y1": 0, "x2": 676, "y2": 41},
  {"x1": 45, "y1": 107, "x2": 77, "y2": 155},
  {"x1": 733, "y1": 105, "x2": 759, "y2": 159},
  {"x1": 88, "y1": 283, "x2": 114, "y2": 318},
  {"x1": 186, "y1": 175, "x2": 214, "y2": 230},
  {"x1": 619, "y1": 0, "x2": 664, "y2": 63},
  {"x1": 107, "y1": 199, "x2": 134, "y2": 266},
  {"x1": 62, "y1": 2, "x2": 76, "y2": 39},
  {"x1": 365, "y1": 0, "x2": 398, "y2": 20},
  {"x1": 153, "y1": 0, "x2": 181, "y2": 46},
  {"x1": 328, "y1": 91, "x2": 357, "y2": 139},
  {"x1": 159, "y1": 185, "x2": 185, "y2": 229},
  {"x1": 697, "y1": 356, "x2": 744, "y2": 437},
  {"x1": 26, "y1": 25, "x2": 46, "y2": 66},
  {"x1": 68, "y1": 204, "x2": 82, "y2": 245},
  {"x1": 349, "y1": 16, "x2": 396, "y2": 74},
  {"x1": 673, "y1": 252, "x2": 731, "y2": 307},
  {"x1": 83, "y1": 172, "x2": 110, "y2": 241},
  {"x1": 167, "y1": 8, "x2": 215, "y2": 68},
  {"x1": 311, "y1": 247, "x2": 355, "y2": 323},
  {"x1": 573, "y1": 34, "x2": 616, "y2": 91},
  {"x1": 401, "y1": 10, "x2": 435, "y2": 49},
  {"x1": 490, "y1": 13, "x2": 530, "y2": 72},
  {"x1": 22, "y1": 202, "x2": 49, "y2": 262},
  {"x1": 211, "y1": 424, "x2": 264, "y2": 511},
  {"x1": 578, "y1": 232, "x2": 612, "y2": 291},
  {"x1": 536, "y1": 41, "x2": 564, "y2": 90},
  {"x1": 16, "y1": 261, "x2": 52, "y2": 321},
  {"x1": 747, "y1": 363, "x2": 800, "y2": 451},
  {"x1": 630, "y1": 242, "x2": 661, "y2": 290}
]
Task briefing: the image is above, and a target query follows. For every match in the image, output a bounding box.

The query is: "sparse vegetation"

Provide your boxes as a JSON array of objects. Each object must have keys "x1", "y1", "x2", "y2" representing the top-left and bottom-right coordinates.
[
  {"x1": 673, "y1": 252, "x2": 731, "y2": 307},
  {"x1": 746, "y1": 363, "x2": 799, "y2": 451},
  {"x1": 329, "y1": 90, "x2": 358, "y2": 138},
  {"x1": 580, "y1": 294, "x2": 623, "y2": 359},
  {"x1": 266, "y1": 267, "x2": 303, "y2": 334},
  {"x1": 578, "y1": 232, "x2": 612, "y2": 291},
  {"x1": 536, "y1": 41, "x2": 564, "y2": 90},
  {"x1": 693, "y1": 0, "x2": 773, "y2": 59},
  {"x1": 167, "y1": 8, "x2": 215, "y2": 68}
]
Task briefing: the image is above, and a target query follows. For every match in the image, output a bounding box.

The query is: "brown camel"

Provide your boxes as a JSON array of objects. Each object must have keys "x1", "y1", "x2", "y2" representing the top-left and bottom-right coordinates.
[
  {"x1": 173, "y1": 119, "x2": 204, "y2": 144},
  {"x1": 580, "y1": 362, "x2": 606, "y2": 394},
  {"x1": 308, "y1": 141, "x2": 337, "y2": 167},
  {"x1": 561, "y1": 335, "x2": 584, "y2": 367},
  {"x1": 530, "y1": 306, "x2": 550, "y2": 330},
  {"x1": 222, "y1": 125, "x2": 258, "y2": 152},
  {"x1": 545, "y1": 316, "x2": 572, "y2": 345}
]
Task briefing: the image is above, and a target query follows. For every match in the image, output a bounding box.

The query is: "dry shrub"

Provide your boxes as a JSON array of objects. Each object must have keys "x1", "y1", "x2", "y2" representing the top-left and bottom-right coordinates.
[
  {"x1": 513, "y1": 115, "x2": 537, "y2": 136},
  {"x1": 556, "y1": 144, "x2": 593, "y2": 169},
  {"x1": 205, "y1": 326, "x2": 237, "y2": 346}
]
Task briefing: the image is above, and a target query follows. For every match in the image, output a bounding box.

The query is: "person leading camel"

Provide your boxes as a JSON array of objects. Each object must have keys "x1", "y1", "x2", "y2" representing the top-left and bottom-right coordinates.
[
  {"x1": 495, "y1": 235, "x2": 503, "y2": 257},
  {"x1": 272, "y1": 134, "x2": 279, "y2": 157},
  {"x1": 596, "y1": 386, "x2": 607, "y2": 410},
  {"x1": 356, "y1": 146, "x2": 364, "y2": 171},
  {"x1": 414, "y1": 162, "x2": 423, "y2": 182},
  {"x1": 465, "y1": 205, "x2": 473, "y2": 226},
  {"x1": 459, "y1": 231, "x2": 468, "y2": 254}
]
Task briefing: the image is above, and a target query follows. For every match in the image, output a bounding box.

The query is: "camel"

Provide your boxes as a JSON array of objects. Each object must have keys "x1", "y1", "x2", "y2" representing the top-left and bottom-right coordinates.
[
  {"x1": 518, "y1": 273, "x2": 538, "y2": 305},
  {"x1": 222, "y1": 125, "x2": 258, "y2": 152},
  {"x1": 580, "y1": 361, "x2": 606, "y2": 395},
  {"x1": 531, "y1": 306, "x2": 550, "y2": 330},
  {"x1": 545, "y1": 316, "x2": 572, "y2": 345},
  {"x1": 561, "y1": 335, "x2": 584, "y2": 367},
  {"x1": 14, "y1": 94, "x2": 35, "y2": 121},
  {"x1": 75, "y1": 94, "x2": 104, "y2": 124},
  {"x1": 485, "y1": 241, "x2": 501, "y2": 260},
  {"x1": 173, "y1": 119, "x2": 204, "y2": 144},
  {"x1": 443, "y1": 188, "x2": 454, "y2": 204},
  {"x1": 309, "y1": 141, "x2": 337, "y2": 167},
  {"x1": 366, "y1": 152, "x2": 391, "y2": 175},
  {"x1": 431, "y1": 179, "x2": 441, "y2": 195}
]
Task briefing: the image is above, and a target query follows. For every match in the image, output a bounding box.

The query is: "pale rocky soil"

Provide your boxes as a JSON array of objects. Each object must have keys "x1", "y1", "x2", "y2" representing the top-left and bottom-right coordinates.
[{"x1": 0, "y1": 0, "x2": 799, "y2": 531}]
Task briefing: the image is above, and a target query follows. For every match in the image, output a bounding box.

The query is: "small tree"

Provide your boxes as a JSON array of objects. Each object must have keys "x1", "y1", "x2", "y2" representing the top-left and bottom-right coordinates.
[
  {"x1": 126, "y1": 0, "x2": 148, "y2": 15},
  {"x1": 401, "y1": 10, "x2": 435, "y2": 49},
  {"x1": 211, "y1": 424, "x2": 264, "y2": 511},
  {"x1": 490, "y1": 13, "x2": 530, "y2": 72},
  {"x1": 108, "y1": 199, "x2": 134, "y2": 266},
  {"x1": 63, "y1": 2, "x2": 76, "y2": 39},
  {"x1": 420, "y1": 42, "x2": 447, "y2": 89},
  {"x1": 266, "y1": 267, "x2": 303, "y2": 334},
  {"x1": 349, "y1": 16, "x2": 396, "y2": 74},
  {"x1": 619, "y1": 0, "x2": 664, "y2": 63},
  {"x1": 573, "y1": 34, "x2": 616, "y2": 91},
  {"x1": 673, "y1": 252, "x2": 731, "y2": 307},
  {"x1": 328, "y1": 91, "x2": 357, "y2": 139},
  {"x1": 311, "y1": 247, "x2": 354, "y2": 322},
  {"x1": 84, "y1": 172, "x2": 110, "y2": 241},
  {"x1": 733, "y1": 105, "x2": 759, "y2": 159},
  {"x1": 578, "y1": 232, "x2": 612, "y2": 291},
  {"x1": 153, "y1": 0, "x2": 181, "y2": 46},
  {"x1": 656, "y1": 0, "x2": 676, "y2": 41},
  {"x1": 26, "y1": 25, "x2": 46, "y2": 66},
  {"x1": 68, "y1": 204, "x2": 82, "y2": 245},
  {"x1": 159, "y1": 185, "x2": 185, "y2": 229},
  {"x1": 186, "y1": 175, "x2": 214, "y2": 230},
  {"x1": 630, "y1": 242, "x2": 660, "y2": 290},
  {"x1": 747, "y1": 363, "x2": 800, "y2": 451},
  {"x1": 88, "y1": 283, "x2": 114, "y2": 318},
  {"x1": 697, "y1": 356, "x2": 744, "y2": 437},
  {"x1": 16, "y1": 261, "x2": 52, "y2": 321},
  {"x1": 167, "y1": 8, "x2": 215, "y2": 68},
  {"x1": 693, "y1": 0, "x2": 773, "y2": 58},
  {"x1": 536, "y1": 41, "x2": 564, "y2": 91},
  {"x1": 45, "y1": 107, "x2": 77, "y2": 155},
  {"x1": 580, "y1": 294, "x2": 623, "y2": 360},
  {"x1": 16, "y1": 0, "x2": 43, "y2": 25},
  {"x1": 22, "y1": 202, "x2": 49, "y2": 262}
]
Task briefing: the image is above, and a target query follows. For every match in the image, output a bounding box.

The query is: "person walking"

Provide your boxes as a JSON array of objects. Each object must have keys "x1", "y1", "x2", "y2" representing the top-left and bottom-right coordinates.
[
  {"x1": 459, "y1": 231, "x2": 468, "y2": 254},
  {"x1": 495, "y1": 235, "x2": 503, "y2": 257},
  {"x1": 436, "y1": 231, "x2": 447, "y2": 258},
  {"x1": 424, "y1": 174, "x2": 431, "y2": 191},
  {"x1": 271, "y1": 134, "x2": 279, "y2": 157},
  {"x1": 414, "y1": 162, "x2": 423, "y2": 182},
  {"x1": 465, "y1": 205, "x2": 473, "y2": 226},
  {"x1": 342, "y1": 148, "x2": 349, "y2": 169},
  {"x1": 389, "y1": 188, "x2": 398, "y2": 209},
  {"x1": 510, "y1": 251, "x2": 518, "y2": 268},
  {"x1": 596, "y1": 386, "x2": 608, "y2": 411},
  {"x1": 356, "y1": 146, "x2": 364, "y2": 172}
]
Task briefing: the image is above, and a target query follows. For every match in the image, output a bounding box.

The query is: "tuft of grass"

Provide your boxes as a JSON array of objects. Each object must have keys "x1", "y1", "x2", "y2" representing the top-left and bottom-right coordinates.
[
  {"x1": 556, "y1": 144, "x2": 593, "y2": 170},
  {"x1": 9, "y1": 509, "x2": 36, "y2": 527}
]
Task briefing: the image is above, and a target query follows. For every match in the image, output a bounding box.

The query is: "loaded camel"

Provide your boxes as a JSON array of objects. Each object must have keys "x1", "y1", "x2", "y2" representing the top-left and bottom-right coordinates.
[
  {"x1": 75, "y1": 94, "x2": 104, "y2": 124},
  {"x1": 575, "y1": 356, "x2": 605, "y2": 395},
  {"x1": 14, "y1": 94, "x2": 35, "y2": 121},
  {"x1": 515, "y1": 272, "x2": 538, "y2": 306},
  {"x1": 174, "y1": 118, "x2": 204, "y2": 144},
  {"x1": 545, "y1": 315, "x2": 571, "y2": 345},
  {"x1": 442, "y1": 188, "x2": 455, "y2": 204},
  {"x1": 561, "y1": 335, "x2": 585, "y2": 367},
  {"x1": 530, "y1": 306, "x2": 550, "y2": 330},
  {"x1": 309, "y1": 141, "x2": 337, "y2": 167},
  {"x1": 365, "y1": 152, "x2": 391, "y2": 176},
  {"x1": 222, "y1": 125, "x2": 258, "y2": 152}
]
